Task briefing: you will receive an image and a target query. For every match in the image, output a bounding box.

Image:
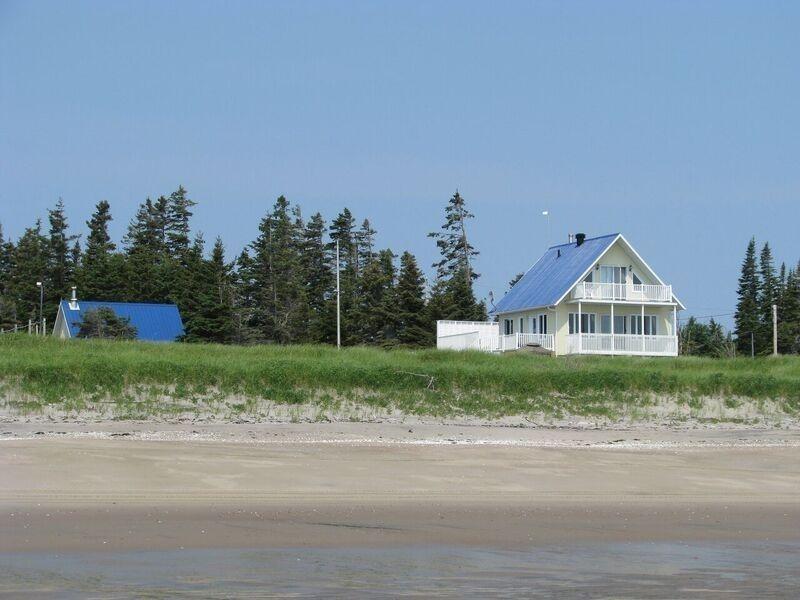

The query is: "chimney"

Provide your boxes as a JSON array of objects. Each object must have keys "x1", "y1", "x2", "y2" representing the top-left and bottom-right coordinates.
[
  {"x1": 567, "y1": 233, "x2": 573, "y2": 243},
  {"x1": 69, "y1": 286, "x2": 78, "y2": 310},
  {"x1": 575, "y1": 233, "x2": 586, "y2": 246}
]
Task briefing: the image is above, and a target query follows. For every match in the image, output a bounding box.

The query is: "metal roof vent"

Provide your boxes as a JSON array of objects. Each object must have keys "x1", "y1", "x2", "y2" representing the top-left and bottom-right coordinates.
[
  {"x1": 575, "y1": 233, "x2": 586, "y2": 246},
  {"x1": 69, "y1": 286, "x2": 79, "y2": 310}
]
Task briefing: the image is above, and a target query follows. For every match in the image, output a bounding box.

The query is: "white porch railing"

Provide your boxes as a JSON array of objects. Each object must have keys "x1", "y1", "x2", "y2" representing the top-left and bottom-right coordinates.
[
  {"x1": 438, "y1": 330, "x2": 554, "y2": 353},
  {"x1": 572, "y1": 282, "x2": 673, "y2": 303},
  {"x1": 566, "y1": 333, "x2": 677, "y2": 356}
]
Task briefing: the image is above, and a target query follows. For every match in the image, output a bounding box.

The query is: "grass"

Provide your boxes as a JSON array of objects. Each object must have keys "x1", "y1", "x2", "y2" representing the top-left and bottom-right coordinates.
[{"x1": 1, "y1": 335, "x2": 799, "y2": 421}]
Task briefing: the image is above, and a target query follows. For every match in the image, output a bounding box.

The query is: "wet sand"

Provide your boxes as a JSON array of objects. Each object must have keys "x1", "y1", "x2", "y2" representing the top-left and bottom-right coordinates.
[{"x1": 1, "y1": 424, "x2": 799, "y2": 597}]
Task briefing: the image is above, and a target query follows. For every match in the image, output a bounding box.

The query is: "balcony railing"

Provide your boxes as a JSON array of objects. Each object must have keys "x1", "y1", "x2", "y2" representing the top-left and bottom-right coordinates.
[
  {"x1": 566, "y1": 333, "x2": 677, "y2": 356},
  {"x1": 572, "y1": 282, "x2": 673, "y2": 303}
]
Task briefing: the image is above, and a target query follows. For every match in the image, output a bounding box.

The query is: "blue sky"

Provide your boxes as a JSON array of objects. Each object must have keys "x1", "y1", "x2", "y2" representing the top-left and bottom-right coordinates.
[{"x1": 1, "y1": 1, "x2": 798, "y2": 326}]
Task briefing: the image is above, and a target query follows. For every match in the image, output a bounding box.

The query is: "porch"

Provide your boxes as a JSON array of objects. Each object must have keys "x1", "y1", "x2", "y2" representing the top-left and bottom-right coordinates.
[
  {"x1": 566, "y1": 333, "x2": 678, "y2": 356},
  {"x1": 436, "y1": 321, "x2": 554, "y2": 354}
]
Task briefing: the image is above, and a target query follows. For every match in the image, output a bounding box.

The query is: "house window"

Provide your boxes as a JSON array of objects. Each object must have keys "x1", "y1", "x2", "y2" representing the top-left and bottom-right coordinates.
[
  {"x1": 538, "y1": 314, "x2": 547, "y2": 335},
  {"x1": 504, "y1": 319, "x2": 513, "y2": 335},
  {"x1": 530, "y1": 316, "x2": 537, "y2": 334},
  {"x1": 631, "y1": 315, "x2": 658, "y2": 335},
  {"x1": 632, "y1": 272, "x2": 642, "y2": 285},
  {"x1": 614, "y1": 315, "x2": 627, "y2": 334},
  {"x1": 600, "y1": 266, "x2": 627, "y2": 285},
  {"x1": 569, "y1": 313, "x2": 596, "y2": 334},
  {"x1": 601, "y1": 315, "x2": 628, "y2": 334},
  {"x1": 600, "y1": 315, "x2": 611, "y2": 334},
  {"x1": 583, "y1": 272, "x2": 593, "y2": 283}
]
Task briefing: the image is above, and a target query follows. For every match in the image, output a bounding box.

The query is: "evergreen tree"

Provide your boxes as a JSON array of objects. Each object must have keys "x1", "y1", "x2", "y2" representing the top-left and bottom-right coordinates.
[
  {"x1": 300, "y1": 213, "x2": 333, "y2": 342},
  {"x1": 326, "y1": 208, "x2": 358, "y2": 344},
  {"x1": 164, "y1": 186, "x2": 196, "y2": 258},
  {"x1": 354, "y1": 218, "x2": 377, "y2": 275},
  {"x1": 778, "y1": 264, "x2": 800, "y2": 353},
  {"x1": 46, "y1": 198, "x2": 79, "y2": 321},
  {"x1": 757, "y1": 242, "x2": 778, "y2": 353},
  {"x1": 734, "y1": 238, "x2": 760, "y2": 355},
  {"x1": 355, "y1": 248, "x2": 397, "y2": 344},
  {"x1": 231, "y1": 249, "x2": 260, "y2": 344},
  {"x1": 8, "y1": 220, "x2": 48, "y2": 325},
  {"x1": 428, "y1": 190, "x2": 479, "y2": 283},
  {"x1": 0, "y1": 225, "x2": 17, "y2": 329},
  {"x1": 428, "y1": 191, "x2": 484, "y2": 322},
  {"x1": 80, "y1": 200, "x2": 121, "y2": 301},
  {"x1": 176, "y1": 234, "x2": 234, "y2": 343},
  {"x1": 249, "y1": 196, "x2": 308, "y2": 343},
  {"x1": 395, "y1": 251, "x2": 431, "y2": 346},
  {"x1": 123, "y1": 198, "x2": 170, "y2": 302}
]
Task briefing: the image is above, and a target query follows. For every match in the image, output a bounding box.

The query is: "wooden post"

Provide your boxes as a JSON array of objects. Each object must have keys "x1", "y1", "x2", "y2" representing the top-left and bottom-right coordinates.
[
  {"x1": 773, "y1": 304, "x2": 778, "y2": 356},
  {"x1": 577, "y1": 301, "x2": 582, "y2": 354},
  {"x1": 28, "y1": 319, "x2": 32, "y2": 335}
]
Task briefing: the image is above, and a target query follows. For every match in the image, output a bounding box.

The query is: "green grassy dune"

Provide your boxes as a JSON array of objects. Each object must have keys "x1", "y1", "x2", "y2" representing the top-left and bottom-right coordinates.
[{"x1": 1, "y1": 335, "x2": 799, "y2": 423}]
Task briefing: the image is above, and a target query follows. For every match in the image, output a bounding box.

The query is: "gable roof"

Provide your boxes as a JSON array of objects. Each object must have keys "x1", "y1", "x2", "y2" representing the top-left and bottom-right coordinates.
[
  {"x1": 58, "y1": 300, "x2": 184, "y2": 341},
  {"x1": 491, "y1": 233, "x2": 685, "y2": 314},
  {"x1": 492, "y1": 234, "x2": 619, "y2": 314}
]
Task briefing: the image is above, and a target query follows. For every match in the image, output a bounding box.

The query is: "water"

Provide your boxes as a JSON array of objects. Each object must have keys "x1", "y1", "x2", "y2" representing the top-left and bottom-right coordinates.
[{"x1": 2, "y1": 541, "x2": 798, "y2": 598}]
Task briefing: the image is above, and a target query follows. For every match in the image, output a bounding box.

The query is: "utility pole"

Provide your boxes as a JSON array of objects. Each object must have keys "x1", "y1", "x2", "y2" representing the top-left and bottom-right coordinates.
[
  {"x1": 773, "y1": 304, "x2": 778, "y2": 356},
  {"x1": 336, "y1": 240, "x2": 341, "y2": 349}
]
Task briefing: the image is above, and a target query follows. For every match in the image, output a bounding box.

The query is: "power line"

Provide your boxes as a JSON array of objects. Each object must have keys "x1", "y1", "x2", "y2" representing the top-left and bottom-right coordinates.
[{"x1": 678, "y1": 312, "x2": 735, "y2": 322}]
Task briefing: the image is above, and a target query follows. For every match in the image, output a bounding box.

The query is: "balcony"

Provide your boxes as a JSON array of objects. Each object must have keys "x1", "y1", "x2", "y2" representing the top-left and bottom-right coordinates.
[
  {"x1": 571, "y1": 282, "x2": 673, "y2": 303},
  {"x1": 437, "y1": 330, "x2": 554, "y2": 353},
  {"x1": 567, "y1": 333, "x2": 678, "y2": 356}
]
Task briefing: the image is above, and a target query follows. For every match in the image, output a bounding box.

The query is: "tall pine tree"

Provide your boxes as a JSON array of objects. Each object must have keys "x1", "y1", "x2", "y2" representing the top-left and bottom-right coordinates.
[
  {"x1": 46, "y1": 198, "x2": 79, "y2": 322},
  {"x1": 757, "y1": 242, "x2": 778, "y2": 353},
  {"x1": 79, "y1": 200, "x2": 122, "y2": 301},
  {"x1": 734, "y1": 238, "x2": 760, "y2": 355},
  {"x1": 395, "y1": 251, "x2": 431, "y2": 346}
]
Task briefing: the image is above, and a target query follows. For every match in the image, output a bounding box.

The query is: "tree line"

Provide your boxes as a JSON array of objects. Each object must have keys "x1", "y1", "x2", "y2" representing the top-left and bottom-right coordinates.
[
  {"x1": 0, "y1": 187, "x2": 486, "y2": 345},
  {"x1": 732, "y1": 238, "x2": 800, "y2": 355}
]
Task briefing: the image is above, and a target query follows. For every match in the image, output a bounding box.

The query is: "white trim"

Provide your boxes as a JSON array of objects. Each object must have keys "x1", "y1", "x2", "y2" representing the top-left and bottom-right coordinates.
[{"x1": 552, "y1": 234, "x2": 621, "y2": 307}]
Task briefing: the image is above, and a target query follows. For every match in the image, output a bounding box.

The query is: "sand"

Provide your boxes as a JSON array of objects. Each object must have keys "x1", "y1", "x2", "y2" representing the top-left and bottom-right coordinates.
[{"x1": 2, "y1": 422, "x2": 799, "y2": 554}]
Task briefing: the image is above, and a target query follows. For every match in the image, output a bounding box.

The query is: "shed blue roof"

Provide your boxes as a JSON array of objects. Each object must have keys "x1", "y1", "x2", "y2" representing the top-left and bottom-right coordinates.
[
  {"x1": 59, "y1": 300, "x2": 184, "y2": 341},
  {"x1": 492, "y1": 233, "x2": 619, "y2": 314}
]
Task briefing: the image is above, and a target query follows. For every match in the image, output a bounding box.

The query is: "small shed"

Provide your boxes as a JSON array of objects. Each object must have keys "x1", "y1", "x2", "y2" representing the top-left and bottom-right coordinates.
[{"x1": 53, "y1": 295, "x2": 184, "y2": 342}]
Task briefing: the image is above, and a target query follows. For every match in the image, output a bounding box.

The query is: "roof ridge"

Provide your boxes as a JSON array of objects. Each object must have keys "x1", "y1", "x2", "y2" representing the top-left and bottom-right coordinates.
[
  {"x1": 547, "y1": 232, "x2": 619, "y2": 250},
  {"x1": 61, "y1": 299, "x2": 179, "y2": 307}
]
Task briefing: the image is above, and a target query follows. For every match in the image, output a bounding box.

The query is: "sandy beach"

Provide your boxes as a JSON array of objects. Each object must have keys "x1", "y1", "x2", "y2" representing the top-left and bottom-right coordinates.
[{"x1": 2, "y1": 423, "x2": 800, "y2": 596}]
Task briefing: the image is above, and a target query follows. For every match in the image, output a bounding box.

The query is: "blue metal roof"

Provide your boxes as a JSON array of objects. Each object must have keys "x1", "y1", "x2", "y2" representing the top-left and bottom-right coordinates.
[
  {"x1": 492, "y1": 233, "x2": 619, "y2": 314},
  {"x1": 59, "y1": 300, "x2": 185, "y2": 341}
]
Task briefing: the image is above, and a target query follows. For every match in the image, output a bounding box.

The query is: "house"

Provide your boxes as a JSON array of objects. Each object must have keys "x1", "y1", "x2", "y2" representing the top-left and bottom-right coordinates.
[
  {"x1": 437, "y1": 233, "x2": 684, "y2": 357},
  {"x1": 52, "y1": 289, "x2": 185, "y2": 342}
]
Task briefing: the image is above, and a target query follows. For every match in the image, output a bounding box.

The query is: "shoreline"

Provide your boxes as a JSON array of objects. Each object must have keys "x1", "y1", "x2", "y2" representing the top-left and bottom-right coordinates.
[{"x1": 3, "y1": 420, "x2": 800, "y2": 449}]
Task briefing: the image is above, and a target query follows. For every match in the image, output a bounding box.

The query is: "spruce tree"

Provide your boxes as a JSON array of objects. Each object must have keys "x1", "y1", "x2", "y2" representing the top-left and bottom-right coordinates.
[
  {"x1": 249, "y1": 196, "x2": 307, "y2": 343},
  {"x1": 46, "y1": 198, "x2": 79, "y2": 321},
  {"x1": 123, "y1": 198, "x2": 170, "y2": 302},
  {"x1": 164, "y1": 186, "x2": 196, "y2": 258},
  {"x1": 778, "y1": 264, "x2": 800, "y2": 353},
  {"x1": 326, "y1": 208, "x2": 358, "y2": 344},
  {"x1": 0, "y1": 224, "x2": 17, "y2": 329},
  {"x1": 9, "y1": 220, "x2": 48, "y2": 325},
  {"x1": 301, "y1": 213, "x2": 333, "y2": 342},
  {"x1": 734, "y1": 238, "x2": 760, "y2": 355},
  {"x1": 354, "y1": 218, "x2": 377, "y2": 275},
  {"x1": 80, "y1": 200, "x2": 120, "y2": 301},
  {"x1": 395, "y1": 251, "x2": 431, "y2": 346},
  {"x1": 757, "y1": 242, "x2": 778, "y2": 353},
  {"x1": 231, "y1": 249, "x2": 260, "y2": 344},
  {"x1": 355, "y1": 248, "x2": 397, "y2": 344},
  {"x1": 428, "y1": 190, "x2": 479, "y2": 283},
  {"x1": 428, "y1": 191, "x2": 484, "y2": 321}
]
